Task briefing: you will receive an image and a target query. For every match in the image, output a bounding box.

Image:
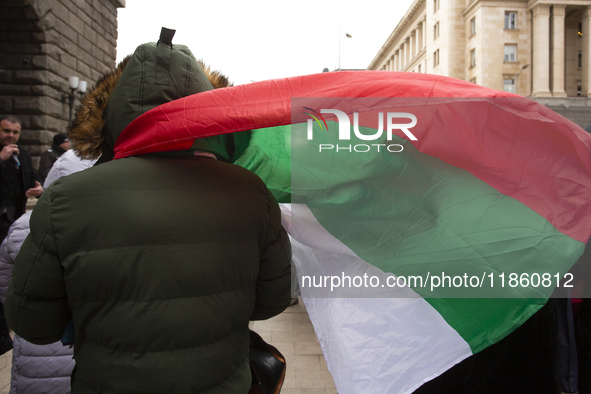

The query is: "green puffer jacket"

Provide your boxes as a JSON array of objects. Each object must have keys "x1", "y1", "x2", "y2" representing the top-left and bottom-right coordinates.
[{"x1": 5, "y1": 38, "x2": 292, "y2": 394}]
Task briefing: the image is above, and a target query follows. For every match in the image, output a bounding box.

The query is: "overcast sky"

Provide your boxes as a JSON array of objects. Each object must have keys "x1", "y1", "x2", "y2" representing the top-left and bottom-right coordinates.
[{"x1": 116, "y1": 0, "x2": 415, "y2": 86}]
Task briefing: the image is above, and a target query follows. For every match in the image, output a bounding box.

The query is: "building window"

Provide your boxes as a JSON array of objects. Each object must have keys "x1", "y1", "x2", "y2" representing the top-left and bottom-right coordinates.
[
  {"x1": 579, "y1": 52, "x2": 583, "y2": 68},
  {"x1": 505, "y1": 12, "x2": 517, "y2": 29},
  {"x1": 434, "y1": 49, "x2": 440, "y2": 67},
  {"x1": 579, "y1": 22, "x2": 583, "y2": 37},
  {"x1": 434, "y1": 22, "x2": 439, "y2": 40},
  {"x1": 578, "y1": 82, "x2": 582, "y2": 96},
  {"x1": 470, "y1": 78, "x2": 477, "y2": 84},
  {"x1": 503, "y1": 78, "x2": 515, "y2": 93},
  {"x1": 470, "y1": 49, "x2": 476, "y2": 67},
  {"x1": 434, "y1": 0, "x2": 439, "y2": 13},
  {"x1": 504, "y1": 44, "x2": 517, "y2": 62},
  {"x1": 470, "y1": 17, "x2": 476, "y2": 36}
]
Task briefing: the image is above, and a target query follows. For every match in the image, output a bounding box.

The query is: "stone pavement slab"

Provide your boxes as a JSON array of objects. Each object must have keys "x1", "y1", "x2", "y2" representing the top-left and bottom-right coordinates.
[
  {"x1": 250, "y1": 297, "x2": 338, "y2": 394},
  {"x1": 0, "y1": 350, "x2": 11, "y2": 394},
  {"x1": 0, "y1": 297, "x2": 335, "y2": 394}
]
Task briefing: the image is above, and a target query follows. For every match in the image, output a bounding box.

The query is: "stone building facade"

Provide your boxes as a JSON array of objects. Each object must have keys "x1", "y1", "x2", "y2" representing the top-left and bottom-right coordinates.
[
  {"x1": 369, "y1": 0, "x2": 591, "y2": 128},
  {"x1": 0, "y1": 0, "x2": 125, "y2": 167}
]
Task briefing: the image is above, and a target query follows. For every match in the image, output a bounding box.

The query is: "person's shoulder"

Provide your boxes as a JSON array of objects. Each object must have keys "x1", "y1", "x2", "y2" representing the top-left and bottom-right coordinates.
[
  {"x1": 207, "y1": 159, "x2": 267, "y2": 186},
  {"x1": 43, "y1": 150, "x2": 96, "y2": 188},
  {"x1": 39, "y1": 149, "x2": 53, "y2": 159},
  {"x1": 6, "y1": 212, "x2": 31, "y2": 242},
  {"x1": 16, "y1": 144, "x2": 33, "y2": 162},
  {"x1": 16, "y1": 144, "x2": 32, "y2": 156},
  {"x1": 146, "y1": 155, "x2": 270, "y2": 193}
]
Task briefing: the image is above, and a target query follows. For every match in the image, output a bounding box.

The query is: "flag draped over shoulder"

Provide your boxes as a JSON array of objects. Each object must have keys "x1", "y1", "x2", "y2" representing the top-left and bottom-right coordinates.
[{"x1": 114, "y1": 71, "x2": 591, "y2": 394}]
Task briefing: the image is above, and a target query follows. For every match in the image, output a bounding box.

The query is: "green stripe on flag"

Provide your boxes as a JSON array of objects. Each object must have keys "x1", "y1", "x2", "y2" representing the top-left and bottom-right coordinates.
[{"x1": 234, "y1": 125, "x2": 291, "y2": 203}]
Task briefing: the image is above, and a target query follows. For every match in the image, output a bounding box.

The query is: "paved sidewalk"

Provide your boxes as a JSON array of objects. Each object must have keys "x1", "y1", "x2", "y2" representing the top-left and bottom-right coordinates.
[
  {"x1": 0, "y1": 349, "x2": 11, "y2": 394},
  {"x1": 250, "y1": 297, "x2": 337, "y2": 394},
  {"x1": 0, "y1": 298, "x2": 336, "y2": 394}
]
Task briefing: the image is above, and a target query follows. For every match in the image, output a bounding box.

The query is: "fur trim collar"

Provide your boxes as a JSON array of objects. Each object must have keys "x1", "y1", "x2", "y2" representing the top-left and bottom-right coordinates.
[
  {"x1": 68, "y1": 56, "x2": 130, "y2": 160},
  {"x1": 198, "y1": 61, "x2": 233, "y2": 89}
]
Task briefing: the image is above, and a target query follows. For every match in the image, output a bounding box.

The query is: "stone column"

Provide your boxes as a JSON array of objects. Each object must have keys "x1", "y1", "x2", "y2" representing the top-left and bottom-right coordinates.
[
  {"x1": 583, "y1": 6, "x2": 591, "y2": 96},
  {"x1": 409, "y1": 33, "x2": 415, "y2": 61},
  {"x1": 401, "y1": 43, "x2": 406, "y2": 70},
  {"x1": 552, "y1": 5, "x2": 567, "y2": 97},
  {"x1": 405, "y1": 38, "x2": 410, "y2": 66},
  {"x1": 532, "y1": 4, "x2": 552, "y2": 97},
  {"x1": 417, "y1": 23, "x2": 423, "y2": 51},
  {"x1": 423, "y1": 18, "x2": 427, "y2": 49}
]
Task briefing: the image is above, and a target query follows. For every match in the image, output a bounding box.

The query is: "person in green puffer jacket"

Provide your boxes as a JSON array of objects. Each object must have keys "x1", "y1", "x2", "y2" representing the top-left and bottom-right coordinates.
[{"x1": 5, "y1": 30, "x2": 292, "y2": 394}]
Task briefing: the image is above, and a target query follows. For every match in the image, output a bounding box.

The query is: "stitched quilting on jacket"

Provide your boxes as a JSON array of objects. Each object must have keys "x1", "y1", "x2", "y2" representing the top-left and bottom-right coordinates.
[{"x1": 0, "y1": 212, "x2": 75, "y2": 394}]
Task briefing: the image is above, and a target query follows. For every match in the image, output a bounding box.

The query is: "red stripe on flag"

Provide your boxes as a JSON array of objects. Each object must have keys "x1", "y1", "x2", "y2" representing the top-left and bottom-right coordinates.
[{"x1": 113, "y1": 71, "x2": 591, "y2": 244}]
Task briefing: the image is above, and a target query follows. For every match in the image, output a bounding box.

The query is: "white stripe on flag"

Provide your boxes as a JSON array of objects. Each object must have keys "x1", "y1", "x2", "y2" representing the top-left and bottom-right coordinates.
[{"x1": 281, "y1": 203, "x2": 473, "y2": 394}]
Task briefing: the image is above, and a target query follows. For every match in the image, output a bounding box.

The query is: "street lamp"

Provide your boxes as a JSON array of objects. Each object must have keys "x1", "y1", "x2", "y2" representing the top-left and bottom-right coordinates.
[
  {"x1": 338, "y1": 25, "x2": 353, "y2": 71},
  {"x1": 514, "y1": 64, "x2": 529, "y2": 95},
  {"x1": 64, "y1": 76, "x2": 88, "y2": 122}
]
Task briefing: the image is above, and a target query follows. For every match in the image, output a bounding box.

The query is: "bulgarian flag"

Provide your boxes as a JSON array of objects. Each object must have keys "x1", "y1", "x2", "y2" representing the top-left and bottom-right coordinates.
[{"x1": 114, "y1": 71, "x2": 591, "y2": 393}]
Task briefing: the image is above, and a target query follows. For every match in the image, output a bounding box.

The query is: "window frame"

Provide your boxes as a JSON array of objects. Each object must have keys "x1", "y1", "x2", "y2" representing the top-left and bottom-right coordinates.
[
  {"x1": 504, "y1": 44, "x2": 517, "y2": 62},
  {"x1": 503, "y1": 78, "x2": 516, "y2": 93},
  {"x1": 504, "y1": 11, "x2": 517, "y2": 30}
]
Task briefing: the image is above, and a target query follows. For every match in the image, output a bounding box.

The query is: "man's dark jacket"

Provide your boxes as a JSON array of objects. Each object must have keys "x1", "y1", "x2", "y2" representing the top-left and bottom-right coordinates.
[
  {"x1": 0, "y1": 144, "x2": 38, "y2": 220},
  {"x1": 5, "y1": 40, "x2": 292, "y2": 393},
  {"x1": 37, "y1": 144, "x2": 66, "y2": 184}
]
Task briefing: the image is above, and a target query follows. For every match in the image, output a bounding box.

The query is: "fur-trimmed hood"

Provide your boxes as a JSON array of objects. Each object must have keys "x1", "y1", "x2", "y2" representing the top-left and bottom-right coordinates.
[
  {"x1": 68, "y1": 56, "x2": 130, "y2": 161},
  {"x1": 69, "y1": 43, "x2": 232, "y2": 162}
]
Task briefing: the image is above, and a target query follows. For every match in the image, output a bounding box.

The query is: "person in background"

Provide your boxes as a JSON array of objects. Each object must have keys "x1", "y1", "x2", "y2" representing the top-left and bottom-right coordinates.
[
  {"x1": 42, "y1": 149, "x2": 96, "y2": 189},
  {"x1": 5, "y1": 30, "x2": 291, "y2": 394},
  {"x1": 0, "y1": 116, "x2": 42, "y2": 242},
  {"x1": 0, "y1": 149, "x2": 95, "y2": 394},
  {"x1": 38, "y1": 133, "x2": 70, "y2": 185}
]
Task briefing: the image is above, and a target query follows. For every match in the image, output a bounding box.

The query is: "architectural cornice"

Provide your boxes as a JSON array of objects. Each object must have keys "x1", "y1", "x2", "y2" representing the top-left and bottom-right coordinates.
[
  {"x1": 368, "y1": 0, "x2": 425, "y2": 69},
  {"x1": 463, "y1": 1, "x2": 581, "y2": 15},
  {"x1": 404, "y1": 48, "x2": 426, "y2": 71},
  {"x1": 465, "y1": 0, "x2": 529, "y2": 16},
  {"x1": 531, "y1": 3, "x2": 551, "y2": 14},
  {"x1": 109, "y1": 0, "x2": 126, "y2": 7},
  {"x1": 525, "y1": 0, "x2": 587, "y2": 11},
  {"x1": 553, "y1": 4, "x2": 567, "y2": 15},
  {"x1": 463, "y1": 1, "x2": 480, "y2": 17}
]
